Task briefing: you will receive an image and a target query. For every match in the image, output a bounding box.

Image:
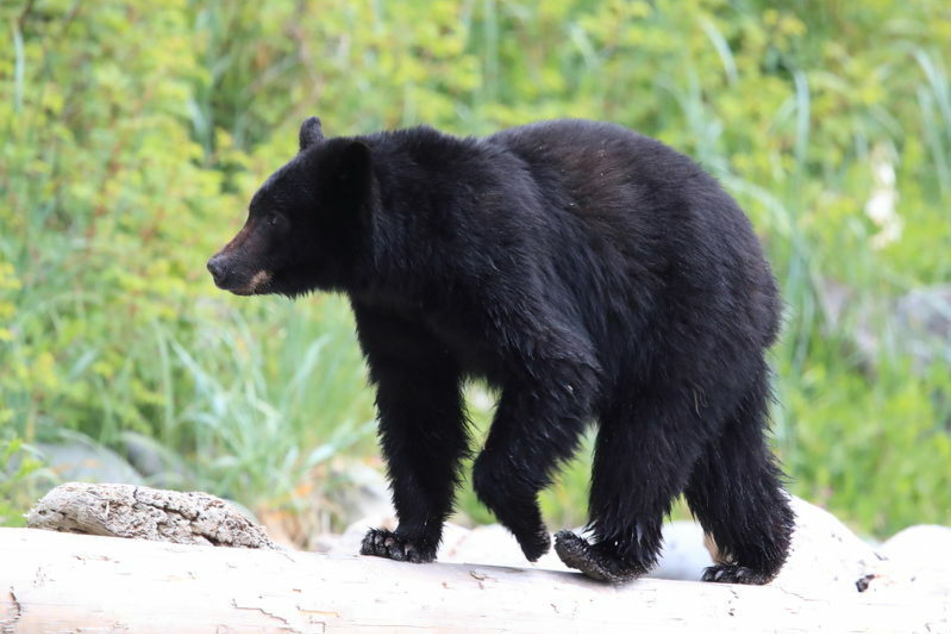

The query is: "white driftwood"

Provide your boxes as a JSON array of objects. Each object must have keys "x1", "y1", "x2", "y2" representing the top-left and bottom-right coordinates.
[
  {"x1": 0, "y1": 528, "x2": 945, "y2": 633},
  {"x1": 25, "y1": 482, "x2": 280, "y2": 550}
]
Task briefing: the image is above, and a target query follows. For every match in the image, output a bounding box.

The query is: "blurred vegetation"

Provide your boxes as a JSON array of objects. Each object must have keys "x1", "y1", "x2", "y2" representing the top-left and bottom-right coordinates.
[{"x1": 1, "y1": 0, "x2": 949, "y2": 539}]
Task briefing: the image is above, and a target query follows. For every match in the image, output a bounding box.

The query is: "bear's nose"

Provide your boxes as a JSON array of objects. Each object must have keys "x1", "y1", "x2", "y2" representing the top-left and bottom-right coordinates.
[{"x1": 207, "y1": 255, "x2": 227, "y2": 286}]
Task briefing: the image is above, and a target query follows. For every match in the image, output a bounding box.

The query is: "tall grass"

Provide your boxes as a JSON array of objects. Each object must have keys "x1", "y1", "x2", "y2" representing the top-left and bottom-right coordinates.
[
  {"x1": 2, "y1": 0, "x2": 949, "y2": 537},
  {"x1": 160, "y1": 297, "x2": 376, "y2": 508}
]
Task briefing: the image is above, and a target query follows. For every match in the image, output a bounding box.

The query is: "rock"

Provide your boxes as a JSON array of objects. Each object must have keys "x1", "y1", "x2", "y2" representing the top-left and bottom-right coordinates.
[
  {"x1": 328, "y1": 461, "x2": 394, "y2": 525},
  {"x1": 880, "y1": 524, "x2": 951, "y2": 570},
  {"x1": 769, "y1": 499, "x2": 951, "y2": 601},
  {"x1": 818, "y1": 280, "x2": 951, "y2": 374},
  {"x1": 770, "y1": 496, "x2": 884, "y2": 595},
  {"x1": 651, "y1": 520, "x2": 714, "y2": 581},
  {"x1": 27, "y1": 482, "x2": 281, "y2": 550},
  {"x1": 119, "y1": 431, "x2": 192, "y2": 488},
  {"x1": 868, "y1": 525, "x2": 951, "y2": 599},
  {"x1": 816, "y1": 279, "x2": 879, "y2": 367},
  {"x1": 36, "y1": 433, "x2": 144, "y2": 485},
  {"x1": 894, "y1": 286, "x2": 951, "y2": 371}
]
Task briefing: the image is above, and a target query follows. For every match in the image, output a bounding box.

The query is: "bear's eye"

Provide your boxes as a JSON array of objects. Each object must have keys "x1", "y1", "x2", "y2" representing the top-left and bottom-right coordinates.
[{"x1": 267, "y1": 212, "x2": 279, "y2": 226}]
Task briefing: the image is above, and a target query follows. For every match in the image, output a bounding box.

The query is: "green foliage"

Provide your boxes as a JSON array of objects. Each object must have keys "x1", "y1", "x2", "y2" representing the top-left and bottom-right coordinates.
[
  {"x1": 0, "y1": 437, "x2": 47, "y2": 527},
  {"x1": 2, "y1": 0, "x2": 949, "y2": 536},
  {"x1": 0, "y1": 0, "x2": 375, "y2": 515},
  {"x1": 162, "y1": 297, "x2": 376, "y2": 507}
]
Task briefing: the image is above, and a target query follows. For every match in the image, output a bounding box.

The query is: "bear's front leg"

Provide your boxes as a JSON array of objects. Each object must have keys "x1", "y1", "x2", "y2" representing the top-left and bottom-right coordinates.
[
  {"x1": 353, "y1": 304, "x2": 469, "y2": 564},
  {"x1": 359, "y1": 364, "x2": 468, "y2": 563}
]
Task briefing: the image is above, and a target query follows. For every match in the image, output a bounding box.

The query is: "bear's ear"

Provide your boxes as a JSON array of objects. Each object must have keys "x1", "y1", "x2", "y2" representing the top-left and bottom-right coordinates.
[{"x1": 299, "y1": 116, "x2": 324, "y2": 152}]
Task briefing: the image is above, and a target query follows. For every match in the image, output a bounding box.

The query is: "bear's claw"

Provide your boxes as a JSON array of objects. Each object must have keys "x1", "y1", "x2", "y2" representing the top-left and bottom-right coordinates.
[
  {"x1": 701, "y1": 563, "x2": 774, "y2": 585},
  {"x1": 360, "y1": 528, "x2": 436, "y2": 563}
]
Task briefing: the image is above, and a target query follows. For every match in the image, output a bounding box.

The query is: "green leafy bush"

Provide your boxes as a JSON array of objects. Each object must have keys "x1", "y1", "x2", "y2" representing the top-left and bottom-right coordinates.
[
  {"x1": 0, "y1": 1, "x2": 375, "y2": 517},
  {"x1": 2, "y1": 0, "x2": 948, "y2": 536}
]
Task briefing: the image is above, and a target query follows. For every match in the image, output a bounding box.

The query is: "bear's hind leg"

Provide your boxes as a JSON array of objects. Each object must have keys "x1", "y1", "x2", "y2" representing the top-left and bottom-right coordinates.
[
  {"x1": 555, "y1": 393, "x2": 709, "y2": 583},
  {"x1": 684, "y1": 371, "x2": 794, "y2": 585}
]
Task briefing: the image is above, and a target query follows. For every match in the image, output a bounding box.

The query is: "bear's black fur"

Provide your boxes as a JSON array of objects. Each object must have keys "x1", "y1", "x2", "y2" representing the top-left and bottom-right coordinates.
[{"x1": 208, "y1": 117, "x2": 795, "y2": 584}]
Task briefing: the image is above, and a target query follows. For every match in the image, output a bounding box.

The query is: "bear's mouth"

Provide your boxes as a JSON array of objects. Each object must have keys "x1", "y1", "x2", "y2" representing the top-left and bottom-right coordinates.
[
  {"x1": 230, "y1": 269, "x2": 272, "y2": 296},
  {"x1": 211, "y1": 266, "x2": 273, "y2": 296}
]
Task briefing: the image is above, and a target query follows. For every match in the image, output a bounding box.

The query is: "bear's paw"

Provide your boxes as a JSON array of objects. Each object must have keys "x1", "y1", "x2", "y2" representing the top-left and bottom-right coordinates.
[{"x1": 360, "y1": 528, "x2": 437, "y2": 563}]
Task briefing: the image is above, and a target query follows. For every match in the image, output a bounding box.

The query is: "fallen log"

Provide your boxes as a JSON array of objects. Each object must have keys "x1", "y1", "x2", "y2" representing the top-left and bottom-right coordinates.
[{"x1": 0, "y1": 527, "x2": 945, "y2": 633}]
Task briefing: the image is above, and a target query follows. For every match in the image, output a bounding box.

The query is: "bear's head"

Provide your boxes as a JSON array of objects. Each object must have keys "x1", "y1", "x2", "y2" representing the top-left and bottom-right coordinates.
[{"x1": 207, "y1": 117, "x2": 372, "y2": 297}]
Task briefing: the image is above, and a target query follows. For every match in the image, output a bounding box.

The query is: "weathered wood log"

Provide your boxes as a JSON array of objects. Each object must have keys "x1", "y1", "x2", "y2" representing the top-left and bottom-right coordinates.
[
  {"x1": 25, "y1": 482, "x2": 279, "y2": 550},
  {"x1": 0, "y1": 527, "x2": 945, "y2": 633}
]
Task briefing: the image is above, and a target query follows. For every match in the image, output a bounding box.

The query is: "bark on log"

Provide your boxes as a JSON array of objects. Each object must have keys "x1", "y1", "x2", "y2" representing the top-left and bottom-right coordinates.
[{"x1": 0, "y1": 527, "x2": 945, "y2": 634}]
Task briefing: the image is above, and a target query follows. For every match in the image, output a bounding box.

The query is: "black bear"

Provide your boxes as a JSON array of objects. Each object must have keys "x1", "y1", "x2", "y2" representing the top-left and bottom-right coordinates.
[{"x1": 208, "y1": 117, "x2": 795, "y2": 584}]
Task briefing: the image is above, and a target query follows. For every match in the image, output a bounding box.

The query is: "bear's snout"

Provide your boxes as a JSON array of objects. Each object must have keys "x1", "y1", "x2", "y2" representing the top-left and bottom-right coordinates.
[
  {"x1": 207, "y1": 253, "x2": 271, "y2": 295},
  {"x1": 207, "y1": 254, "x2": 230, "y2": 289}
]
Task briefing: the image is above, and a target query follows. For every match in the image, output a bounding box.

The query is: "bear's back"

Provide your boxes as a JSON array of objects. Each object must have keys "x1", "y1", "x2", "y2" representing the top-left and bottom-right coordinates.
[
  {"x1": 360, "y1": 120, "x2": 780, "y2": 370},
  {"x1": 485, "y1": 119, "x2": 715, "y2": 222},
  {"x1": 484, "y1": 119, "x2": 781, "y2": 360}
]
